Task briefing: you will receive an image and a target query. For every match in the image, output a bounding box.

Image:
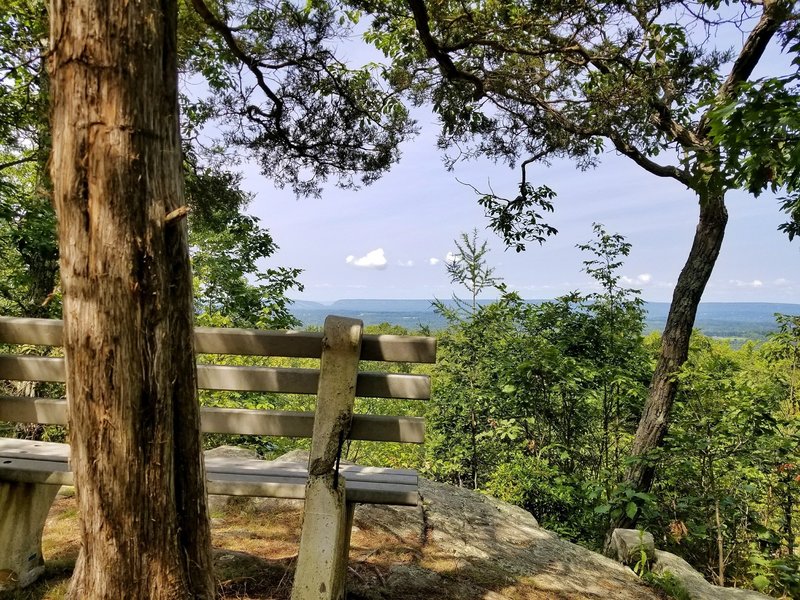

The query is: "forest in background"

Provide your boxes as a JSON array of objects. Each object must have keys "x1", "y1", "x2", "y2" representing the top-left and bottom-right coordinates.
[{"x1": 290, "y1": 298, "x2": 800, "y2": 340}]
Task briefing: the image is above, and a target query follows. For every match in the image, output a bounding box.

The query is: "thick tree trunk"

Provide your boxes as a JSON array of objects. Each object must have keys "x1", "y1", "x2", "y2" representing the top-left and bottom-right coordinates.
[
  {"x1": 606, "y1": 191, "x2": 728, "y2": 542},
  {"x1": 48, "y1": 1, "x2": 214, "y2": 598}
]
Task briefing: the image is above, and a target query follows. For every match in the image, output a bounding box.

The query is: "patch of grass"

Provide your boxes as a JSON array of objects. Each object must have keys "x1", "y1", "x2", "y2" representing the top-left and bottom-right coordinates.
[{"x1": 641, "y1": 571, "x2": 691, "y2": 600}]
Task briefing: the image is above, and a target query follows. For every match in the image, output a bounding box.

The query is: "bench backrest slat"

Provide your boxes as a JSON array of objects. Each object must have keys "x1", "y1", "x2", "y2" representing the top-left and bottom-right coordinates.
[
  {"x1": 0, "y1": 315, "x2": 434, "y2": 447},
  {"x1": 0, "y1": 397, "x2": 426, "y2": 443},
  {"x1": 0, "y1": 355, "x2": 430, "y2": 400},
  {"x1": 0, "y1": 317, "x2": 437, "y2": 363}
]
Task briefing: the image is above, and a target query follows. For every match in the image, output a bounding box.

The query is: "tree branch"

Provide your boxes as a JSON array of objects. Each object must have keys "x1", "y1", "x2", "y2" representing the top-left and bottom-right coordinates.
[
  {"x1": 697, "y1": 0, "x2": 790, "y2": 134},
  {"x1": 0, "y1": 155, "x2": 37, "y2": 172},
  {"x1": 189, "y1": 0, "x2": 287, "y2": 133},
  {"x1": 532, "y1": 98, "x2": 691, "y2": 184},
  {"x1": 406, "y1": 0, "x2": 486, "y2": 98},
  {"x1": 607, "y1": 133, "x2": 691, "y2": 184}
]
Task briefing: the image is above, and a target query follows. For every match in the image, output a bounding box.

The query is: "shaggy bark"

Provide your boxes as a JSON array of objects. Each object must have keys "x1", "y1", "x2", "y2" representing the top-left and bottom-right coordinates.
[{"x1": 48, "y1": 0, "x2": 214, "y2": 597}]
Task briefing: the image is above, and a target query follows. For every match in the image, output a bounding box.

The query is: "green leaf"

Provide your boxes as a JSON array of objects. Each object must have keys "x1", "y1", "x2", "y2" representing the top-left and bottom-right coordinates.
[
  {"x1": 752, "y1": 575, "x2": 770, "y2": 591},
  {"x1": 625, "y1": 501, "x2": 638, "y2": 520},
  {"x1": 594, "y1": 503, "x2": 611, "y2": 514}
]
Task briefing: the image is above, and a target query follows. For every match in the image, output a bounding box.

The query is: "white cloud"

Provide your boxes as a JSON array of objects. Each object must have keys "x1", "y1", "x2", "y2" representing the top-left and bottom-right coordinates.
[
  {"x1": 729, "y1": 279, "x2": 764, "y2": 288},
  {"x1": 397, "y1": 260, "x2": 415, "y2": 268},
  {"x1": 445, "y1": 251, "x2": 461, "y2": 264},
  {"x1": 622, "y1": 273, "x2": 653, "y2": 285},
  {"x1": 346, "y1": 248, "x2": 388, "y2": 269},
  {"x1": 428, "y1": 258, "x2": 440, "y2": 266},
  {"x1": 774, "y1": 278, "x2": 790, "y2": 286}
]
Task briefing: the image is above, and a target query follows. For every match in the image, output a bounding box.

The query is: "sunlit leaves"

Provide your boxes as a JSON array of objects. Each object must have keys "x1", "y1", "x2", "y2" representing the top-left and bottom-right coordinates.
[{"x1": 704, "y1": 73, "x2": 800, "y2": 239}]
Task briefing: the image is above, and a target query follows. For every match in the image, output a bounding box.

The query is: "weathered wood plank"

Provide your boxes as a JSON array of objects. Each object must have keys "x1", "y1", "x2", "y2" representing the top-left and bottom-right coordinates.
[
  {"x1": 0, "y1": 439, "x2": 419, "y2": 483},
  {"x1": 0, "y1": 398, "x2": 426, "y2": 443},
  {"x1": 0, "y1": 316, "x2": 437, "y2": 363},
  {"x1": 207, "y1": 472, "x2": 418, "y2": 505},
  {"x1": 204, "y1": 458, "x2": 418, "y2": 485},
  {"x1": 0, "y1": 397, "x2": 68, "y2": 426},
  {"x1": 0, "y1": 356, "x2": 64, "y2": 382},
  {"x1": 361, "y1": 334, "x2": 436, "y2": 364},
  {"x1": 0, "y1": 442, "x2": 419, "y2": 505},
  {"x1": 200, "y1": 408, "x2": 426, "y2": 443},
  {"x1": 197, "y1": 365, "x2": 318, "y2": 394},
  {"x1": 0, "y1": 356, "x2": 430, "y2": 399},
  {"x1": 356, "y1": 372, "x2": 430, "y2": 400},
  {"x1": 0, "y1": 318, "x2": 62, "y2": 347},
  {"x1": 208, "y1": 471, "x2": 418, "y2": 505}
]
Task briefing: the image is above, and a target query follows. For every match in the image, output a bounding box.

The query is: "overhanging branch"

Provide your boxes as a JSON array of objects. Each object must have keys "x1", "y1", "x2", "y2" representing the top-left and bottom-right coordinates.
[
  {"x1": 0, "y1": 155, "x2": 37, "y2": 172},
  {"x1": 697, "y1": 0, "x2": 789, "y2": 134},
  {"x1": 406, "y1": 0, "x2": 486, "y2": 98},
  {"x1": 189, "y1": 0, "x2": 287, "y2": 134}
]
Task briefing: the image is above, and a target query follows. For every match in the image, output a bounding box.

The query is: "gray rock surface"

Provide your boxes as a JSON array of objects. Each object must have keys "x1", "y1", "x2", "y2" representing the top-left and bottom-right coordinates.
[
  {"x1": 205, "y1": 448, "x2": 774, "y2": 599},
  {"x1": 355, "y1": 478, "x2": 659, "y2": 599},
  {"x1": 611, "y1": 528, "x2": 656, "y2": 565},
  {"x1": 652, "y1": 551, "x2": 773, "y2": 600}
]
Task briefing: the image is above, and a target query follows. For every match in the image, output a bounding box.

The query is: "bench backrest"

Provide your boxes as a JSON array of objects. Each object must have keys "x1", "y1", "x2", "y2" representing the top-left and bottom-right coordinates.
[{"x1": 0, "y1": 315, "x2": 436, "y2": 445}]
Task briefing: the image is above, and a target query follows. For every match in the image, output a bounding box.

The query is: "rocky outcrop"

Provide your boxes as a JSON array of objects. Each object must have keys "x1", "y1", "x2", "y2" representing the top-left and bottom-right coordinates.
[
  {"x1": 206, "y1": 448, "x2": 774, "y2": 600},
  {"x1": 207, "y1": 447, "x2": 658, "y2": 599},
  {"x1": 652, "y1": 551, "x2": 773, "y2": 600},
  {"x1": 355, "y1": 478, "x2": 660, "y2": 599}
]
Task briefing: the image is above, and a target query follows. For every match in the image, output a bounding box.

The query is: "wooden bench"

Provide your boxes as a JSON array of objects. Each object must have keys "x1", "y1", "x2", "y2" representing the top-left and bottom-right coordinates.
[{"x1": 0, "y1": 315, "x2": 435, "y2": 599}]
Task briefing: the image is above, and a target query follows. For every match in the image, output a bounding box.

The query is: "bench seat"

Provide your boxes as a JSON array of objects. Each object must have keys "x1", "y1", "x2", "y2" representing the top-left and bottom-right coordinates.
[{"x1": 0, "y1": 438, "x2": 419, "y2": 505}]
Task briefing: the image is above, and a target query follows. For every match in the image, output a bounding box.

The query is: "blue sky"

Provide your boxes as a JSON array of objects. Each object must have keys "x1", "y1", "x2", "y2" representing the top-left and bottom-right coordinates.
[
  {"x1": 241, "y1": 117, "x2": 798, "y2": 303},
  {"x1": 234, "y1": 13, "x2": 798, "y2": 305}
]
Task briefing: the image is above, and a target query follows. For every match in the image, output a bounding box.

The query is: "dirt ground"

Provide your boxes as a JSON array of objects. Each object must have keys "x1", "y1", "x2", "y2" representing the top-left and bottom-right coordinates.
[
  {"x1": 2, "y1": 495, "x2": 433, "y2": 600},
  {"x1": 3, "y1": 487, "x2": 664, "y2": 600}
]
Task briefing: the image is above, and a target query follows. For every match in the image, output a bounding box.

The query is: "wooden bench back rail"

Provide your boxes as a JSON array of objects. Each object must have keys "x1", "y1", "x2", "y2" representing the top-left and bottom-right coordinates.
[
  {"x1": 0, "y1": 316, "x2": 435, "y2": 444},
  {"x1": 0, "y1": 316, "x2": 437, "y2": 361}
]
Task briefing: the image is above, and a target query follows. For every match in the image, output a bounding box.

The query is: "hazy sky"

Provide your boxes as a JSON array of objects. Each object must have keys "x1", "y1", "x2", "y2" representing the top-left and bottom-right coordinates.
[
  {"x1": 241, "y1": 121, "x2": 797, "y2": 304},
  {"x1": 235, "y1": 16, "x2": 798, "y2": 305}
]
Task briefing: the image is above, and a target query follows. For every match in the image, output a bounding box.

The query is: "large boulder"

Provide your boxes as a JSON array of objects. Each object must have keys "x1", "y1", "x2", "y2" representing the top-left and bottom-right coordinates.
[
  {"x1": 352, "y1": 478, "x2": 660, "y2": 600},
  {"x1": 610, "y1": 528, "x2": 656, "y2": 566},
  {"x1": 652, "y1": 551, "x2": 774, "y2": 600}
]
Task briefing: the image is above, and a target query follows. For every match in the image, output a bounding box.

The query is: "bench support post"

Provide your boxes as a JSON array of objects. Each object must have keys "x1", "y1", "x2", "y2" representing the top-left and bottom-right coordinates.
[
  {"x1": 292, "y1": 316, "x2": 362, "y2": 600},
  {"x1": 0, "y1": 482, "x2": 59, "y2": 591}
]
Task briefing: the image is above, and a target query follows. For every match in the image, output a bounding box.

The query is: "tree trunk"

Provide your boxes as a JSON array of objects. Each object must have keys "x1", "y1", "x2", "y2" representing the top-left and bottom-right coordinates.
[
  {"x1": 48, "y1": 1, "x2": 215, "y2": 598},
  {"x1": 606, "y1": 191, "x2": 728, "y2": 541}
]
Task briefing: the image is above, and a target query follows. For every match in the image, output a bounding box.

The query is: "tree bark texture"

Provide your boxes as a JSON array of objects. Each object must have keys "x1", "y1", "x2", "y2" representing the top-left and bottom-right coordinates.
[
  {"x1": 48, "y1": 1, "x2": 214, "y2": 597},
  {"x1": 609, "y1": 192, "x2": 728, "y2": 536}
]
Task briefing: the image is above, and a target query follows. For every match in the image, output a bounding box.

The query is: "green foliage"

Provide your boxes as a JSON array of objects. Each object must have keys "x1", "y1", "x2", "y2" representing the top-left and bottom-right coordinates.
[
  {"x1": 358, "y1": 0, "x2": 796, "y2": 226},
  {"x1": 0, "y1": 0, "x2": 59, "y2": 319},
  {"x1": 186, "y1": 163, "x2": 302, "y2": 329},
  {"x1": 178, "y1": 0, "x2": 413, "y2": 197},
  {"x1": 436, "y1": 228, "x2": 502, "y2": 313},
  {"x1": 640, "y1": 571, "x2": 691, "y2": 600},
  {"x1": 639, "y1": 321, "x2": 800, "y2": 595},
  {"x1": 477, "y1": 182, "x2": 558, "y2": 252},
  {"x1": 427, "y1": 226, "x2": 649, "y2": 546},
  {"x1": 1, "y1": 0, "x2": 415, "y2": 329},
  {"x1": 703, "y1": 48, "x2": 800, "y2": 239}
]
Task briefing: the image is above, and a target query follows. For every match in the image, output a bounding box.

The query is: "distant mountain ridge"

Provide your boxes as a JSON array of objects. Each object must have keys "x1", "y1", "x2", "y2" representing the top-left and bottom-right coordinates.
[{"x1": 290, "y1": 299, "x2": 800, "y2": 339}]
